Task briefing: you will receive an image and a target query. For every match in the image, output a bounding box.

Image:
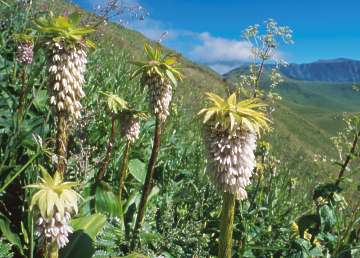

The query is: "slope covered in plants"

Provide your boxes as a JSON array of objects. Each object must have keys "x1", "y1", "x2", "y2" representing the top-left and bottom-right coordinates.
[{"x1": 0, "y1": 1, "x2": 359, "y2": 258}]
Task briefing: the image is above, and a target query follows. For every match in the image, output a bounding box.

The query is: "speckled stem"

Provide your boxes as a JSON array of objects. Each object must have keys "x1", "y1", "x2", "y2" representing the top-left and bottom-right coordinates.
[
  {"x1": 118, "y1": 140, "x2": 131, "y2": 201},
  {"x1": 131, "y1": 116, "x2": 162, "y2": 250},
  {"x1": 55, "y1": 111, "x2": 68, "y2": 176},
  {"x1": 218, "y1": 192, "x2": 235, "y2": 258}
]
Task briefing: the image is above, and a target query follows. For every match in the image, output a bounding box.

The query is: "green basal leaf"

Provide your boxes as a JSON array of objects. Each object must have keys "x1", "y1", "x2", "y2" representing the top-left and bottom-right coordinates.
[
  {"x1": 0, "y1": 214, "x2": 24, "y2": 255},
  {"x1": 128, "y1": 159, "x2": 146, "y2": 183},
  {"x1": 144, "y1": 43, "x2": 156, "y2": 60},
  {"x1": 60, "y1": 214, "x2": 106, "y2": 258},
  {"x1": 13, "y1": 33, "x2": 34, "y2": 43}
]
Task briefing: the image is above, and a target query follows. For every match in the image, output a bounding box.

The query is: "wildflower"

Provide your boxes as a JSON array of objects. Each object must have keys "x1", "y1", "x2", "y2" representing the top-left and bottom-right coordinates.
[
  {"x1": 27, "y1": 167, "x2": 80, "y2": 249},
  {"x1": 119, "y1": 112, "x2": 141, "y2": 142},
  {"x1": 47, "y1": 41, "x2": 87, "y2": 119},
  {"x1": 36, "y1": 211, "x2": 73, "y2": 248},
  {"x1": 199, "y1": 92, "x2": 269, "y2": 199},
  {"x1": 142, "y1": 71, "x2": 173, "y2": 122},
  {"x1": 290, "y1": 221, "x2": 299, "y2": 235},
  {"x1": 132, "y1": 43, "x2": 182, "y2": 122},
  {"x1": 34, "y1": 14, "x2": 95, "y2": 120},
  {"x1": 205, "y1": 127, "x2": 256, "y2": 200},
  {"x1": 16, "y1": 41, "x2": 34, "y2": 64}
]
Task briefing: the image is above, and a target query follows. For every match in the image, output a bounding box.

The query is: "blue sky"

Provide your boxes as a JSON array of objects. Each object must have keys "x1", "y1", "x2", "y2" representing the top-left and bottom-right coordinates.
[{"x1": 75, "y1": 0, "x2": 360, "y2": 73}]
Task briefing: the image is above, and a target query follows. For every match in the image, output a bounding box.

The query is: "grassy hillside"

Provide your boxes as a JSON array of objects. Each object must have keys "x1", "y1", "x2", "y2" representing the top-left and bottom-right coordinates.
[
  {"x1": 225, "y1": 68, "x2": 360, "y2": 156},
  {"x1": 40, "y1": 0, "x2": 357, "y2": 157},
  {"x1": 3, "y1": 2, "x2": 360, "y2": 257},
  {"x1": 35, "y1": 0, "x2": 227, "y2": 116}
]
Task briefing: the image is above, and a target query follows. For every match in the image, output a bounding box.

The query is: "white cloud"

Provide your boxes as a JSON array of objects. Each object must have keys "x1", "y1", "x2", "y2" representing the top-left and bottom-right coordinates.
[
  {"x1": 83, "y1": 1, "x2": 287, "y2": 74},
  {"x1": 128, "y1": 18, "x2": 197, "y2": 43},
  {"x1": 190, "y1": 33, "x2": 253, "y2": 65},
  {"x1": 128, "y1": 18, "x2": 256, "y2": 74},
  {"x1": 129, "y1": 19, "x2": 175, "y2": 41}
]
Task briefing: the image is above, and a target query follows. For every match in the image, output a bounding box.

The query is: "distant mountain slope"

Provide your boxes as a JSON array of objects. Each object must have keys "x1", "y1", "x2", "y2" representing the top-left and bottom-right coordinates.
[
  {"x1": 224, "y1": 66, "x2": 360, "y2": 155},
  {"x1": 226, "y1": 58, "x2": 360, "y2": 83},
  {"x1": 279, "y1": 58, "x2": 360, "y2": 83}
]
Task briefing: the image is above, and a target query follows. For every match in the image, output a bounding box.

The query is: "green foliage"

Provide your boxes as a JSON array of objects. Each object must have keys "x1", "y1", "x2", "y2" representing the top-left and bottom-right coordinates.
[
  {"x1": 34, "y1": 12, "x2": 95, "y2": 47},
  {"x1": 70, "y1": 213, "x2": 107, "y2": 240},
  {"x1": 198, "y1": 92, "x2": 270, "y2": 133},
  {"x1": 0, "y1": 1, "x2": 359, "y2": 258},
  {"x1": 60, "y1": 213, "x2": 107, "y2": 258},
  {"x1": 0, "y1": 238, "x2": 14, "y2": 258},
  {"x1": 95, "y1": 183, "x2": 122, "y2": 217},
  {"x1": 128, "y1": 159, "x2": 146, "y2": 183},
  {"x1": 99, "y1": 91, "x2": 128, "y2": 114},
  {"x1": 0, "y1": 214, "x2": 23, "y2": 255},
  {"x1": 132, "y1": 43, "x2": 182, "y2": 87}
]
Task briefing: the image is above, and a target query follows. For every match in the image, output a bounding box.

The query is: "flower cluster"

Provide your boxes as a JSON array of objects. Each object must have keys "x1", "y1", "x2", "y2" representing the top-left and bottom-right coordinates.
[
  {"x1": 204, "y1": 127, "x2": 257, "y2": 200},
  {"x1": 48, "y1": 41, "x2": 87, "y2": 119},
  {"x1": 119, "y1": 112, "x2": 140, "y2": 142},
  {"x1": 16, "y1": 41, "x2": 33, "y2": 64},
  {"x1": 143, "y1": 75, "x2": 172, "y2": 122},
  {"x1": 27, "y1": 168, "x2": 80, "y2": 250},
  {"x1": 36, "y1": 211, "x2": 73, "y2": 249}
]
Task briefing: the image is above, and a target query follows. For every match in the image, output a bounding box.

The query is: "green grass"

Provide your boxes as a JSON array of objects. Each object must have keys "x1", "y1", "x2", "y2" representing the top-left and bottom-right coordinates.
[
  {"x1": 226, "y1": 67, "x2": 360, "y2": 156},
  {"x1": 277, "y1": 79, "x2": 360, "y2": 135}
]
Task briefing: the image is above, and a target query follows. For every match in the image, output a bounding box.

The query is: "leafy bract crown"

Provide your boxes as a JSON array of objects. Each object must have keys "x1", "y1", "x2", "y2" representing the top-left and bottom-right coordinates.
[
  {"x1": 120, "y1": 109, "x2": 149, "y2": 120},
  {"x1": 13, "y1": 33, "x2": 35, "y2": 43},
  {"x1": 27, "y1": 167, "x2": 80, "y2": 219},
  {"x1": 99, "y1": 91, "x2": 128, "y2": 114},
  {"x1": 198, "y1": 92, "x2": 270, "y2": 134},
  {"x1": 132, "y1": 43, "x2": 183, "y2": 87},
  {"x1": 34, "y1": 12, "x2": 95, "y2": 48}
]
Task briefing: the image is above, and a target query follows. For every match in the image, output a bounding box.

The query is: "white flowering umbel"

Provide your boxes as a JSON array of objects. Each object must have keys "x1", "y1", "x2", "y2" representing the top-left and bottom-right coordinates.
[
  {"x1": 36, "y1": 211, "x2": 73, "y2": 248},
  {"x1": 16, "y1": 41, "x2": 34, "y2": 64},
  {"x1": 48, "y1": 41, "x2": 87, "y2": 119},
  {"x1": 143, "y1": 75, "x2": 172, "y2": 122},
  {"x1": 120, "y1": 112, "x2": 140, "y2": 142},
  {"x1": 205, "y1": 127, "x2": 257, "y2": 200}
]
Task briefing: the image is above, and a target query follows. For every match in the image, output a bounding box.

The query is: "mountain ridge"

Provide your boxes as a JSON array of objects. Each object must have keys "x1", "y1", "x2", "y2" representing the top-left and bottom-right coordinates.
[{"x1": 225, "y1": 58, "x2": 360, "y2": 83}]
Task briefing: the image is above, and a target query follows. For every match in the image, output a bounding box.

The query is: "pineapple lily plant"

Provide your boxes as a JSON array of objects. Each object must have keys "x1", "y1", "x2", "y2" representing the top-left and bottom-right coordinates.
[
  {"x1": 27, "y1": 167, "x2": 80, "y2": 257},
  {"x1": 118, "y1": 110, "x2": 147, "y2": 200},
  {"x1": 14, "y1": 33, "x2": 34, "y2": 65},
  {"x1": 131, "y1": 43, "x2": 182, "y2": 249},
  {"x1": 132, "y1": 43, "x2": 182, "y2": 122},
  {"x1": 96, "y1": 91, "x2": 128, "y2": 181},
  {"x1": 13, "y1": 33, "x2": 35, "y2": 120},
  {"x1": 34, "y1": 12, "x2": 95, "y2": 176},
  {"x1": 198, "y1": 92, "x2": 269, "y2": 258},
  {"x1": 25, "y1": 12, "x2": 94, "y2": 258}
]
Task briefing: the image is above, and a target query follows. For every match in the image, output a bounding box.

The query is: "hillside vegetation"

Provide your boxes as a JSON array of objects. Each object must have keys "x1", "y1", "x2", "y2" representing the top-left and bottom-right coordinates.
[
  {"x1": 225, "y1": 67, "x2": 360, "y2": 155},
  {"x1": 1, "y1": 1, "x2": 359, "y2": 258}
]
